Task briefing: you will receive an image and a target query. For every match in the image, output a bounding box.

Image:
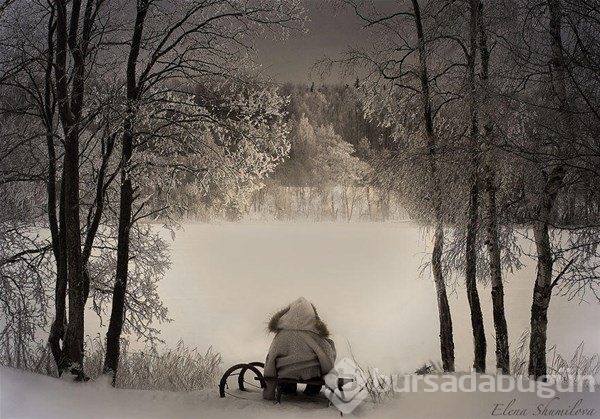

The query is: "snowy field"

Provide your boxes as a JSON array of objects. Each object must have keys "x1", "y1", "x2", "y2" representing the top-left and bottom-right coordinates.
[
  {"x1": 3, "y1": 222, "x2": 600, "y2": 419},
  {"x1": 88, "y1": 222, "x2": 600, "y2": 373},
  {"x1": 2, "y1": 365, "x2": 599, "y2": 418}
]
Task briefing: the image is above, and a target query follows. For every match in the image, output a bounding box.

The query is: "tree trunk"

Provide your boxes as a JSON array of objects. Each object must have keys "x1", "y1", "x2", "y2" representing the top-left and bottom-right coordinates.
[
  {"x1": 42, "y1": 5, "x2": 68, "y2": 373},
  {"x1": 348, "y1": 188, "x2": 356, "y2": 221},
  {"x1": 466, "y1": 178, "x2": 486, "y2": 373},
  {"x1": 49, "y1": 175, "x2": 68, "y2": 373},
  {"x1": 104, "y1": 0, "x2": 149, "y2": 383},
  {"x1": 432, "y1": 223, "x2": 455, "y2": 372},
  {"x1": 330, "y1": 190, "x2": 336, "y2": 220},
  {"x1": 465, "y1": 0, "x2": 486, "y2": 373},
  {"x1": 528, "y1": 0, "x2": 569, "y2": 380},
  {"x1": 103, "y1": 127, "x2": 133, "y2": 381},
  {"x1": 528, "y1": 165, "x2": 564, "y2": 379},
  {"x1": 486, "y1": 169, "x2": 510, "y2": 373},
  {"x1": 381, "y1": 190, "x2": 390, "y2": 221},
  {"x1": 54, "y1": 0, "x2": 90, "y2": 379},
  {"x1": 366, "y1": 186, "x2": 373, "y2": 220},
  {"x1": 478, "y1": 0, "x2": 509, "y2": 374},
  {"x1": 411, "y1": 0, "x2": 455, "y2": 372},
  {"x1": 62, "y1": 124, "x2": 85, "y2": 378},
  {"x1": 528, "y1": 225, "x2": 553, "y2": 379}
]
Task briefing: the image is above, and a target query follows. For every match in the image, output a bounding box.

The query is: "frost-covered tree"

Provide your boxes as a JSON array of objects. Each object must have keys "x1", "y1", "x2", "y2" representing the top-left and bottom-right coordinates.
[
  {"x1": 0, "y1": 2, "x2": 170, "y2": 376},
  {"x1": 101, "y1": 0, "x2": 302, "y2": 382},
  {"x1": 135, "y1": 86, "x2": 291, "y2": 220},
  {"x1": 274, "y1": 115, "x2": 369, "y2": 220},
  {"x1": 332, "y1": 0, "x2": 600, "y2": 379},
  {"x1": 494, "y1": 0, "x2": 600, "y2": 379},
  {"x1": 329, "y1": 0, "x2": 459, "y2": 372},
  {"x1": 0, "y1": 0, "x2": 299, "y2": 380}
]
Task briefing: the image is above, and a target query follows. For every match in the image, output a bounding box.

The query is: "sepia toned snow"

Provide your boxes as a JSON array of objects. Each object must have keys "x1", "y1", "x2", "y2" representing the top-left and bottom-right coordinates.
[{"x1": 83, "y1": 222, "x2": 600, "y2": 374}]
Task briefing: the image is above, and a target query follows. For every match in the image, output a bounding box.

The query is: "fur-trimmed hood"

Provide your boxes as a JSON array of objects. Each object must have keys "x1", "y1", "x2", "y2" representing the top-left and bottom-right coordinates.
[{"x1": 267, "y1": 297, "x2": 330, "y2": 337}]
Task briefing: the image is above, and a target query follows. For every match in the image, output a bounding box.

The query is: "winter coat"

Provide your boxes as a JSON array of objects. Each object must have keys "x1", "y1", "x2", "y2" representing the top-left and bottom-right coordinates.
[{"x1": 263, "y1": 297, "x2": 336, "y2": 400}]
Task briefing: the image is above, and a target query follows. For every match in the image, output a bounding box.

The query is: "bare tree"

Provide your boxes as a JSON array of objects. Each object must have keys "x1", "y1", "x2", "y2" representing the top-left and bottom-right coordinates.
[
  {"x1": 53, "y1": 0, "x2": 106, "y2": 378},
  {"x1": 491, "y1": 0, "x2": 600, "y2": 379},
  {"x1": 103, "y1": 0, "x2": 302, "y2": 382},
  {"x1": 327, "y1": 0, "x2": 457, "y2": 372},
  {"x1": 411, "y1": 0, "x2": 456, "y2": 373},
  {"x1": 527, "y1": 0, "x2": 571, "y2": 380},
  {"x1": 0, "y1": 0, "x2": 127, "y2": 375},
  {"x1": 104, "y1": 0, "x2": 149, "y2": 380},
  {"x1": 463, "y1": 0, "x2": 487, "y2": 373},
  {"x1": 478, "y1": 0, "x2": 510, "y2": 374}
]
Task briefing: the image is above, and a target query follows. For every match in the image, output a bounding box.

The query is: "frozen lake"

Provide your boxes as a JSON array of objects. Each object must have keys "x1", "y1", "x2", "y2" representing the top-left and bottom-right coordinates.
[{"x1": 91, "y1": 222, "x2": 600, "y2": 373}]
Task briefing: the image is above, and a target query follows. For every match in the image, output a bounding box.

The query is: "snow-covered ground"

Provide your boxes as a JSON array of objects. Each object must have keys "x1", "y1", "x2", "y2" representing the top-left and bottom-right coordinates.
[
  {"x1": 86, "y1": 222, "x2": 600, "y2": 373},
  {"x1": 8, "y1": 222, "x2": 595, "y2": 418},
  {"x1": 2, "y1": 366, "x2": 598, "y2": 418}
]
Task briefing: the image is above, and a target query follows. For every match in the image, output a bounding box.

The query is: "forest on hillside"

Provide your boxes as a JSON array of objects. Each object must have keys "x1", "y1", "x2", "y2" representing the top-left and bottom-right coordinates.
[{"x1": 170, "y1": 82, "x2": 407, "y2": 222}]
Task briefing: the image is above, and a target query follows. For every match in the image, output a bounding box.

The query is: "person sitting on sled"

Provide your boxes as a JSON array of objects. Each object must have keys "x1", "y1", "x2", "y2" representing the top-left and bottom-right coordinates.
[{"x1": 263, "y1": 297, "x2": 336, "y2": 400}]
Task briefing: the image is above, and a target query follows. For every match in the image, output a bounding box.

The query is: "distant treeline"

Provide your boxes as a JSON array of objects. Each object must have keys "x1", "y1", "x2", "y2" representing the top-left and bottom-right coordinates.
[
  {"x1": 249, "y1": 186, "x2": 409, "y2": 222},
  {"x1": 175, "y1": 82, "x2": 400, "y2": 221}
]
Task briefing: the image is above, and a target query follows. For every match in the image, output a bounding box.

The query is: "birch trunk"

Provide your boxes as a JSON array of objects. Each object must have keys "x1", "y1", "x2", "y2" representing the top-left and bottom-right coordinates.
[
  {"x1": 411, "y1": 0, "x2": 455, "y2": 372},
  {"x1": 104, "y1": 0, "x2": 149, "y2": 384},
  {"x1": 528, "y1": 0, "x2": 569, "y2": 379},
  {"x1": 466, "y1": 0, "x2": 486, "y2": 373},
  {"x1": 478, "y1": 0, "x2": 510, "y2": 374}
]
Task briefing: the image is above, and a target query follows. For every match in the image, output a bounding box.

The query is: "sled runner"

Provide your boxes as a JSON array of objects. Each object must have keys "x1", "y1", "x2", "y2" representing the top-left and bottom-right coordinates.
[
  {"x1": 218, "y1": 361, "x2": 353, "y2": 402},
  {"x1": 218, "y1": 362, "x2": 266, "y2": 398},
  {"x1": 218, "y1": 361, "x2": 326, "y2": 402}
]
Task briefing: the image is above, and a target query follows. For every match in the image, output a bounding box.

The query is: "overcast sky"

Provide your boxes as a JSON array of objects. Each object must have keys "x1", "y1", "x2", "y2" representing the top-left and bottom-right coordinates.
[{"x1": 252, "y1": 1, "x2": 388, "y2": 84}]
